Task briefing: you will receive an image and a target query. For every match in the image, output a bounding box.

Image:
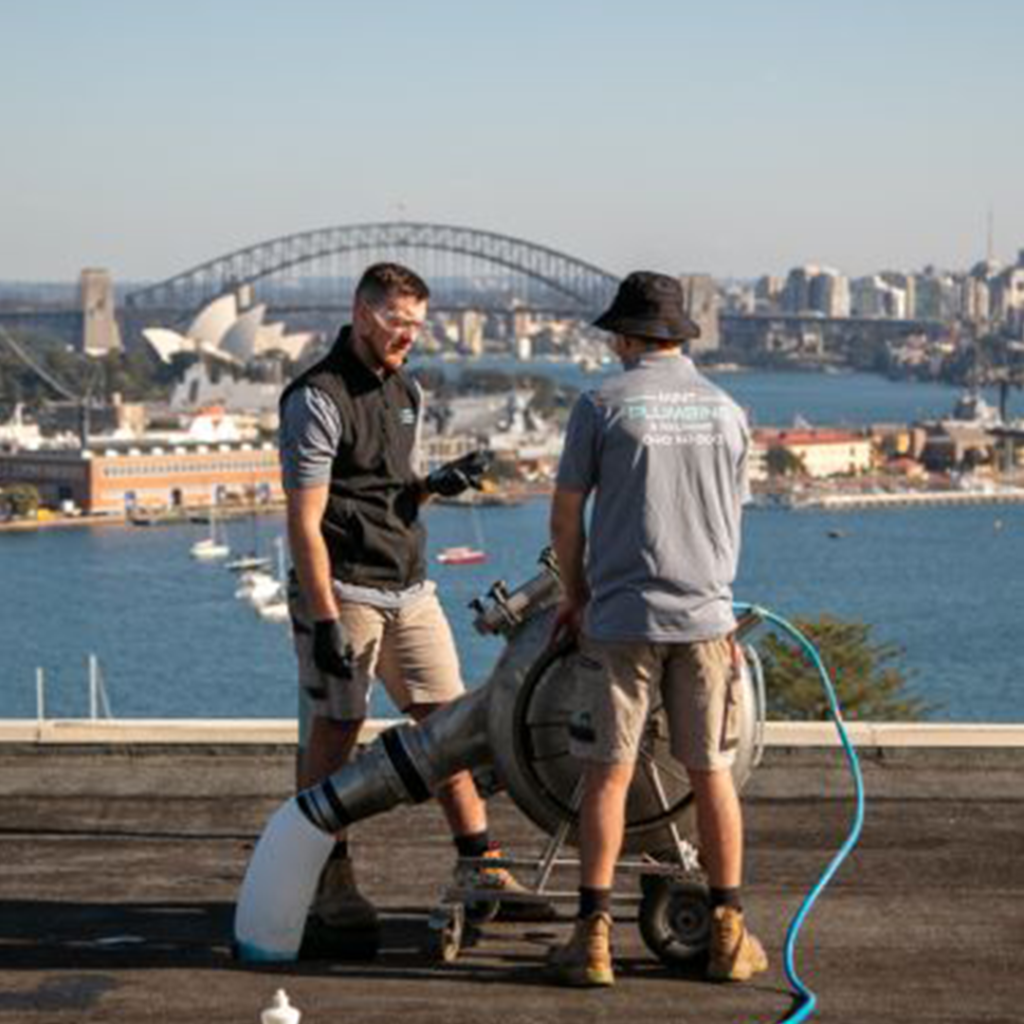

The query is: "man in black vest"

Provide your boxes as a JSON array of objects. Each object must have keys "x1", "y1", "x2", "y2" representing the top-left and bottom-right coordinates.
[{"x1": 280, "y1": 262, "x2": 515, "y2": 949}]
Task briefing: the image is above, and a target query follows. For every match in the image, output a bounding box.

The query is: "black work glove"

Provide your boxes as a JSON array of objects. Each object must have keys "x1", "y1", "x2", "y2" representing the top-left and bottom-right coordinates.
[
  {"x1": 423, "y1": 450, "x2": 494, "y2": 498},
  {"x1": 312, "y1": 619, "x2": 355, "y2": 680}
]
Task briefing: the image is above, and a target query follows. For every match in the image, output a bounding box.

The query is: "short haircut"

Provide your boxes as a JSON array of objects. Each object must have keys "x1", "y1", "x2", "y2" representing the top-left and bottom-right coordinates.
[{"x1": 355, "y1": 263, "x2": 430, "y2": 307}]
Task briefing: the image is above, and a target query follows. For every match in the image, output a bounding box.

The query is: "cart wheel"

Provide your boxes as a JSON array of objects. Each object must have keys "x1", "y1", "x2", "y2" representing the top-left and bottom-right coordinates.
[
  {"x1": 464, "y1": 897, "x2": 501, "y2": 925},
  {"x1": 638, "y1": 880, "x2": 711, "y2": 966},
  {"x1": 424, "y1": 903, "x2": 465, "y2": 963}
]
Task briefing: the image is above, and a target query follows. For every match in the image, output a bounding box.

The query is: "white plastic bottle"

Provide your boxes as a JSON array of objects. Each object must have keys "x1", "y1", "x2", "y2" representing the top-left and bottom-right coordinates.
[{"x1": 261, "y1": 988, "x2": 301, "y2": 1024}]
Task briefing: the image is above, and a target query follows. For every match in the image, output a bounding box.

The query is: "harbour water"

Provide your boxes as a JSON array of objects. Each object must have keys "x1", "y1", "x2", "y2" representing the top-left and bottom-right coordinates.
[
  {"x1": 409, "y1": 359, "x2": 1024, "y2": 426},
  {"x1": 2, "y1": 369, "x2": 1022, "y2": 723}
]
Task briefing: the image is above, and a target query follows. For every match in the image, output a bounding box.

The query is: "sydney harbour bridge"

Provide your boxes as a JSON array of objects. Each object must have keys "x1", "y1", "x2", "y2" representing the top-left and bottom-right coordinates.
[{"x1": 123, "y1": 222, "x2": 622, "y2": 326}]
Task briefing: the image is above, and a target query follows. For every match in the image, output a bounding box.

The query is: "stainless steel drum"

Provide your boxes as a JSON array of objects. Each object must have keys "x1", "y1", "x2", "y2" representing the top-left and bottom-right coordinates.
[{"x1": 474, "y1": 551, "x2": 763, "y2": 855}]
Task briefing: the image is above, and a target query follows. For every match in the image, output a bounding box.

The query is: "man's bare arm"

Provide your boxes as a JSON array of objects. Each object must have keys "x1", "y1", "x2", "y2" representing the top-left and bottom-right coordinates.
[
  {"x1": 550, "y1": 487, "x2": 590, "y2": 639},
  {"x1": 285, "y1": 484, "x2": 338, "y2": 621},
  {"x1": 550, "y1": 487, "x2": 588, "y2": 602}
]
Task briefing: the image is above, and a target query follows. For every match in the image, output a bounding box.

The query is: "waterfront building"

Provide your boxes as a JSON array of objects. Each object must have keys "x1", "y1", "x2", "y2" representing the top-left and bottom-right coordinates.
[
  {"x1": 754, "y1": 427, "x2": 873, "y2": 478},
  {"x1": 0, "y1": 439, "x2": 282, "y2": 515},
  {"x1": 0, "y1": 405, "x2": 44, "y2": 452},
  {"x1": 169, "y1": 362, "x2": 285, "y2": 418},
  {"x1": 142, "y1": 291, "x2": 315, "y2": 367}
]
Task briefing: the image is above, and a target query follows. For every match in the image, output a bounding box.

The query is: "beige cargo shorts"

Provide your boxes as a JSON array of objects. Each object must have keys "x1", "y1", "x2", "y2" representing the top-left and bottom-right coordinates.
[
  {"x1": 570, "y1": 635, "x2": 743, "y2": 771},
  {"x1": 289, "y1": 579, "x2": 465, "y2": 722}
]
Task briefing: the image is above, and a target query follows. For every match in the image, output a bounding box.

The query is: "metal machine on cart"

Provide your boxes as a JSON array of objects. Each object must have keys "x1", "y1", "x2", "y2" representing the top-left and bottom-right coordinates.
[
  {"x1": 233, "y1": 550, "x2": 766, "y2": 967},
  {"x1": 424, "y1": 549, "x2": 767, "y2": 964}
]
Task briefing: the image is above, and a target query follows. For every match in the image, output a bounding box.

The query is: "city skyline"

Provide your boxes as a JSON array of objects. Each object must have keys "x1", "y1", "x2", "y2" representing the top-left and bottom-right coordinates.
[{"x1": 2, "y1": 1, "x2": 1022, "y2": 282}]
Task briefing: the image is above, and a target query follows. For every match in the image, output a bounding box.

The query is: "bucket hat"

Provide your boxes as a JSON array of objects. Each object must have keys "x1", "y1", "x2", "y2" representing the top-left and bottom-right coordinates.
[{"x1": 592, "y1": 271, "x2": 701, "y2": 342}]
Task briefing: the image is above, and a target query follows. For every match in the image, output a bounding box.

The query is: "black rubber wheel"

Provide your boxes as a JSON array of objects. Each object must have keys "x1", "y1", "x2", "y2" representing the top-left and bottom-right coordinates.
[
  {"x1": 463, "y1": 897, "x2": 501, "y2": 925},
  {"x1": 424, "y1": 903, "x2": 465, "y2": 963},
  {"x1": 638, "y1": 879, "x2": 712, "y2": 966}
]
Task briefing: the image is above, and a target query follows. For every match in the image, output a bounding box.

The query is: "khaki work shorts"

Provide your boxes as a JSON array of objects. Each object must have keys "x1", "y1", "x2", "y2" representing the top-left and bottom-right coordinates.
[
  {"x1": 570, "y1": 635, "x2": 743, "y2": 771},
  {"x1": 289, "y1": 582, "x2": 465, "y2": 722}
]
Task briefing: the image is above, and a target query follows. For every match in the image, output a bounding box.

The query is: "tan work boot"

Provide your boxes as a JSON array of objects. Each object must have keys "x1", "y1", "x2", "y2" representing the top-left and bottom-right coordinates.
[
  {"x1": 546, "y1": 912, "x2": 615, "y2": 987},
  {"x1": 310, "y1": 856, "x2": 380, "y2": 932},
  {"x1": 707, "y1": 906, "x2": 768, "y2": 982}
]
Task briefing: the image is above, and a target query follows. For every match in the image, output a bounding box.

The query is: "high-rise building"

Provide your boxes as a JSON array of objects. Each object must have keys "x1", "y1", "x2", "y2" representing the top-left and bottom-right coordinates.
[
  {"x1": 962, "y1": 261, "x2": 998, "y2": 325},
  {"x1": 781, "y1": 265, "x2": 849, "y2": 317},
  {"x1": 754, "y1": 275, "x2": 784, "y2": 311},
  {"x1": 79, "y1": 268, "x2": 122, "y2": 356},
  {"x1": 989, "y1": 253, "x2": 1024, "y2": 332},
  {"x1": 781, "y1": 266, "x2": 817, "y2": 314},
  {"x1": 880, "y1": 272, "x2": 915, "y2": 319},
  {"x1": 913, "y1": 268, "x2": 957, "y2": 320},
  {"x1": 809, "y1": 268, "x2": 850, "y2": 317},
  {"x1": 850, "y1": 276, "x2": 908, "y2": 319}
]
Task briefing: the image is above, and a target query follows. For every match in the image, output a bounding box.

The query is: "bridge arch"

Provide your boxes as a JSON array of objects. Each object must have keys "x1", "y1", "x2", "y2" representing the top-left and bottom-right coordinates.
[{"x1": 125, "y1": 222, "x2": 620, "y2": 316}]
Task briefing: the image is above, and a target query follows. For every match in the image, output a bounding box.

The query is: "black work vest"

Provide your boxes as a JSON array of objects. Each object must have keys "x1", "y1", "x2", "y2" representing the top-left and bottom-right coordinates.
[{"x1": 279, "y1": 328, "x2": 425, "y2": 589}]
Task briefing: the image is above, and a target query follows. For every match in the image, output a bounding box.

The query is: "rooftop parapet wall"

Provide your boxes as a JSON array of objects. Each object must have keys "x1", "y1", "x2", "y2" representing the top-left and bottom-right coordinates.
[{"x1": 1, "y1": 718, "x2": 1022, "y2": 748}]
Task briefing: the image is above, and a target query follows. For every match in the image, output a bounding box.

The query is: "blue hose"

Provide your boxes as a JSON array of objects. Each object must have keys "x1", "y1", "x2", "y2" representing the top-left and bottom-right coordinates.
[{"x1": 733, "y1": 602, "x2": 867, "y2": 1024}]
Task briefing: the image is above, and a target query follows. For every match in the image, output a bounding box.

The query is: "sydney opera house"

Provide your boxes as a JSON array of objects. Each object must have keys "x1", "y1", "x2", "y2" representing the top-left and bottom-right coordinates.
[{"x1": 142, "y1": 292, "x2": 315, "y2": 366}]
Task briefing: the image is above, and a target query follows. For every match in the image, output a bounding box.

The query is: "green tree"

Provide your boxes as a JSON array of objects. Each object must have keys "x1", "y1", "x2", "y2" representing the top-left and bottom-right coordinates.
[
  {"x1": 766, "y1": 445, "x2": 806, "y2": 477},
  {"x1": 759, "y1": 614, "x2": 930, "y2": 721},
  {"x1": 1, "y1": 483, "x2": 41, "y2": 519}
]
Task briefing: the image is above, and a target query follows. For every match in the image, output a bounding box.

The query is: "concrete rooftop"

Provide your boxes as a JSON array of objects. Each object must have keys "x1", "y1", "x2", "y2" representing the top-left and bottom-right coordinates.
[{"x1": 1, "y1": 735, "x2": 1022, "y2": 1023}]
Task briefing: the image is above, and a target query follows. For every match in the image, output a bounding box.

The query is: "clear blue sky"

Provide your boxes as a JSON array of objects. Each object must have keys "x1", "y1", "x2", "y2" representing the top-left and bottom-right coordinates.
[{"x1": 2, "y1": 0, "x2": 1021, "y2": 282}]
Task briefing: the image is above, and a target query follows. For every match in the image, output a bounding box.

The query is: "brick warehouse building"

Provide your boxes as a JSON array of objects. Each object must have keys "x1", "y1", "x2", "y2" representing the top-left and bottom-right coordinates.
[{"x1": 0, "y1": 441, "x2": 282, "y2": 515}]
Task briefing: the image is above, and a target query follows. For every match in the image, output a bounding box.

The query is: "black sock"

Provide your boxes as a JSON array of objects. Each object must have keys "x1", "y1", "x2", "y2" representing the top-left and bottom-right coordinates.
[
  {"x1": 578, "y1": 886, "x2": 612, "y2": 918},
  {"x1": 329, "y1": 840, "x2": 350, "y2": 861},
  {"x1": 454, "y1": 830, "x2": 490, "y2": 858},
  {"x1": 710, "y1": 886, "x2": 742, "y2": 911}
]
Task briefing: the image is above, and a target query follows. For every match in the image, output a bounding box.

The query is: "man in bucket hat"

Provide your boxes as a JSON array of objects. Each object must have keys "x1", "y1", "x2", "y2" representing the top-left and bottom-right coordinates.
[{"x1": 546, "y1": 271, "x2": 767, "y2": 987}]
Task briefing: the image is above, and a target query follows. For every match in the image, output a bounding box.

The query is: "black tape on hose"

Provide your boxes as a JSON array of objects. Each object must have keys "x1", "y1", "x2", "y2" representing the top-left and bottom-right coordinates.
[{"x1": 381, "y1": 728, "x2": 432, "y2": 804}]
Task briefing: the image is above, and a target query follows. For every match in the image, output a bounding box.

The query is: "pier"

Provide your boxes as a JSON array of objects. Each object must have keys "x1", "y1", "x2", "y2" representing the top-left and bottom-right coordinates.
[
  {"x1": 786, "y1": 486, "x2": 1024, "y2": 511},
  {"x1": 1, "y1": 723, "x2": 1021, "y2": 1022}
]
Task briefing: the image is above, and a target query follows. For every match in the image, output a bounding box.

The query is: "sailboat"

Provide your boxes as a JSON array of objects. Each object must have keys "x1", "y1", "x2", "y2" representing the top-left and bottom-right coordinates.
[
  {"x1": 225, "y1": 512, "x2": 272, "y2": 577},
  {"x1": 191, "y1": 511, "x2": 230, "y2": 560},
  {"x1": 249, "y1": 538, "x2": 291, "y2": 623}
]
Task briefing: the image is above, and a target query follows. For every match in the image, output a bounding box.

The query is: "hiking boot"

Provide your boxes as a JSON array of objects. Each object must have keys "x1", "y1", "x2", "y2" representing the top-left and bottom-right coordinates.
[
  {"x1": 453, "y1": 848, "x2": 557, "y2": 922},
  {"x1": 546, "y1": 912, "x2": 615, "y2": 987},
  {"x1": 454, "y1": 847, "x2": 528, "y2": 895},
  {"x1": 301, "y1": 856, "x2": 381, "y2": 960},
  {"x1": 707, "y1": 906, "x2": 768, "y2": 982},
  {"x1": 310, "y1": 856, "x2": 380, "y2": 931}
]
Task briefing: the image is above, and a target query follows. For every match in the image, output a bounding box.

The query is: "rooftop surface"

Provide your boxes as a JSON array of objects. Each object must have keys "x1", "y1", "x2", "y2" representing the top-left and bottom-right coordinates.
[{"x1": 1, "y1": 737, "x2": 1021, "y2": 1023}]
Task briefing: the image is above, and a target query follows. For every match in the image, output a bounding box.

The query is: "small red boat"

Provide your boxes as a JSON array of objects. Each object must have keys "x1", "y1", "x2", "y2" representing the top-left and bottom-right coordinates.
[{"x1": 436, "y1": 546, "x2": 487, "y2": 565}]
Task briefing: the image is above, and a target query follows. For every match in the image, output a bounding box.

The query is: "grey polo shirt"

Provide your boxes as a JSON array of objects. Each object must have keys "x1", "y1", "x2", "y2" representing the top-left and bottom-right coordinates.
[{"x1": 556, "y1": 353, "x2": 750, "y2": 643}]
